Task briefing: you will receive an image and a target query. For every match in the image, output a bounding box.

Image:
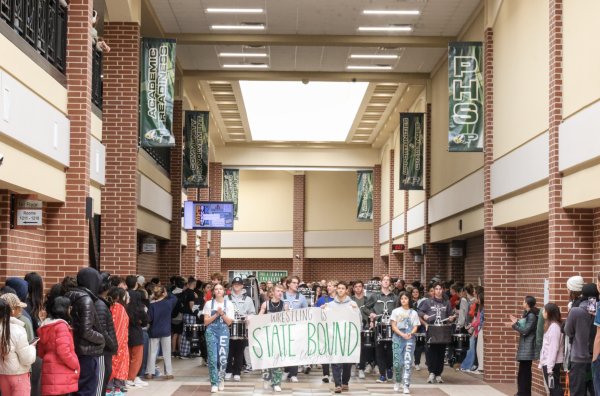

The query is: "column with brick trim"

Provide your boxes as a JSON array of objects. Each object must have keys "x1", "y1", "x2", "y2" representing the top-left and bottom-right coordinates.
[
  {"x1": 403, "y1": 190, "x2": 420, "y2": 283},
  {"x1": 197, "y1": 187, "x2": 210, "y2": 280},
  {"x1": 45, "y1": 0, "x2": 94, "y2": 282},
  {"x1": 181, "y1": 187, "x2": 197, "y2": 278},
  {"x1": 293, "y1": 174, "x2": 306, "y2": 279},
  {"x1": 388, "y1": 150, "x2": 401, "y2": 277},
  {"x1": 101, "y1": 22, "x2": 140, "y2": 276},
  {"x1": 208, "y1": 162, "x2": 222, "y2": 274},
  {"x1": 373, "y1": 165, "x2": 385, "y2": 276}
]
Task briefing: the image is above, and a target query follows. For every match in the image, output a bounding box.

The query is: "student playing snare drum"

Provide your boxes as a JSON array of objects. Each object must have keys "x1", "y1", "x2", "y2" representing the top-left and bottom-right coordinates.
[{"x1": 390, "y1": 292, "x2": 420, "y2": 394}]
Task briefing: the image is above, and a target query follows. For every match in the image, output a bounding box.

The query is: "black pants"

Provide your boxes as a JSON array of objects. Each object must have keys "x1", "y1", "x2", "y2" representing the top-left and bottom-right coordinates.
[
  {"x1": 284, "y1": 366, "x2": 298, "y2": 377},
  {"x1": 542, "y1": 364, "x2": 563, "y2": 396},
  {"x1": 226, "y1": 339, "x2": 246, "y2": 376},
  {"x1": 102, "y1": 356, "x2": 113, "y2": 394},
  {"x1": 414, "y1": 342, "x2": 423, "y2": 365},
  {"x1": 517, "y1": 360, "x2": 532, "y2": 396},
  {"x1": 426, "y1": 343, "x2": 446, "y2": 376},
  {"x1": 375, "y1": 341, "x2": 393, "y2": 375},
  {"x1": 568, "y1": 362, "x2": 595, "y2": 396},
  {"x1": 332, "y1": 363, "x2": 352, "y2": 386},
  {"x1": 323, "y1": 364, "x2": 330, "y2": 376},
  {"x1": 358, "y1": 345, "x2": 374, "y2": 370},
  {"x1": 31, "y1": 356, "x2": 42, "y2": 396}
]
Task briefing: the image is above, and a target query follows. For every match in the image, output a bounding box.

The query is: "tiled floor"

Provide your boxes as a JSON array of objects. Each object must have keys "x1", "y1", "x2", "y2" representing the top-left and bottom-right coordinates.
[{"x1": 125, "y1": 358, "x2": 513, "y2": 396}]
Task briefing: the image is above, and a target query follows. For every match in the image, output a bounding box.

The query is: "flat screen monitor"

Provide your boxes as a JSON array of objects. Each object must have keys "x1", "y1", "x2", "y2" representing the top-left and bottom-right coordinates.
[{"x1": 183, "y1": 201, "x2": 234, "y2": 230}]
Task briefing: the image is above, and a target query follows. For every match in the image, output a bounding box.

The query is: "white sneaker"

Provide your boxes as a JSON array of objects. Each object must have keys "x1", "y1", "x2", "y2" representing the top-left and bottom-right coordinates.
[
  {"x1": 415, "y1": 366, "x2": 421, "y2": 371},
  {"x1": 282, "y1": 372, "x2": 289, "y2": 381},
  {"x1": 364, "y1": 364, "x2": 372, "y2": 374},
  {"x1": 263, "y1": 380, "x2": 270, "y2": 390},
  {"x1": 289, "y1": 376, "x2": 299, "y2": 383},
  {"x1": 471, "y1": 370, "x2": 483, "y2": 375},
  {"x1": 234, "y1": 375, "x2": 241, "y2": 381},
  {"x1": 435, "y1": 376, "x2": 443, "y2": 383},
  {"x1": 358, "y1": 370, "x2": 365, "y2": 379},
  {"x1": 394, "y1": 383, "x2": 401, "y2": 392},
  {"x1": 273, "y1": 385, "x2": 282, "y2": 392},
  {"x1": 225, "y1": 373, "x2": 232, "y2": 381},
  {"x1": 403, "y1": 386, "x2": 410, "y2": 394},
  {"x1": 211, "y1": 386, "x2": 218, "y2": 393},
  {"x1": 219, "y1": 382, "x2": 225, "y2": 391},
  {"x1": 134, "y1": 377, "x2": 149, "y2": 387},
  {"x1": 427, "y1": 373, "x2": 435, "y2": 383},
  {"x1": 373, "y1": 366, "x2": 380, "y2": 375},
  {"x1": 125, "y1": 380, "x2": 138, "y2": 387}
]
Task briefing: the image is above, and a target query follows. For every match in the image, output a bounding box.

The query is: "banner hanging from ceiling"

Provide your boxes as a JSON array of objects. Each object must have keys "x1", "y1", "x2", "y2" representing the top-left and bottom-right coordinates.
[
  {"x1": 183, "y1": 111, "x2": 209, "y2": 188},
  {"x1": 356, "y1": 171, "x2": 373, "y2": 222},
  {"x1": 399, "y1": 113, "x2": 424, "y2": 190},
  {"x1": 223, "y1": 169, "x2": 239, "y2": 219},
  {"x1": 448, "y1": 42, "x2": 484, "y2": 152},
  {"x1": 140, "y1": 37, "x2": 177, "y2": 148}
]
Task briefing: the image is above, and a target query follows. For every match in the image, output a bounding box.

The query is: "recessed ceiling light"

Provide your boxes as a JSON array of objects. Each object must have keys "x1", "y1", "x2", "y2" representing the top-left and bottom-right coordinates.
[
  {"x1": 206, "y1": 8, "x2": 263, "y2": 13},
  {"x1": 363, "y1": 10, "x2": 420, "y2": 15},
  {"x1": 358, "y1": 26, "x2": 412, "y2": 31},
  {"x1": 219, "y1": 53, "x2": 268, "y2": 57},
  {"x1": 350, "y1": 55, "x2": 399, "y2": 59},
  {"x1": 223, "y1": 64, "x2": 269, "y2": 68},
  {"x1": 211, "y1": 25, "x2": 265, "y2": 30},
  {"x1": 347, "y1": 65, "x2": 393, "y2": 70}
]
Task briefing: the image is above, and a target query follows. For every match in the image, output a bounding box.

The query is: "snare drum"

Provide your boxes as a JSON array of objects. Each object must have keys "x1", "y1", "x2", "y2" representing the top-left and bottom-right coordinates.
[
  {"x1": 375, "y1": 321, "x2": 392, "y2": 342},
  {"x1": 185, "y1": 324, "x2": 206, "y2": 340},
  {"x1": 452, "y1": 333, "x2": 471, "y2": 353},
  {"x1": 361, "y1": 329, "x2": 374, "y2": 348},
  {"x1": 230, "y1": 319, "x2": 248, "y2": 340},
  {"x1": 414, "y1": 333, "x2": 426, "y2": 348}
]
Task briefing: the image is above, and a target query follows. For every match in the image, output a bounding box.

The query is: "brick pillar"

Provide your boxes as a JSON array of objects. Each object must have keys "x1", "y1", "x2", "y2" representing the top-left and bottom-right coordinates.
[
  {"x1": 389, "y1": 150, "x2": 401, "y2": 277},
  {"x1": 208, "y1": 162, "x2": 222, "y2": 274},
  {"x1": 159, "y1": 100, "x2": 183, "y2": 281},
  {"x1": 293, "y1": 175, "x2": 306, "y2": 279},
  {"x1": 373, "y1": 165, "x2": 385, "y2": 276},
  {"x1": 101, "y1": 22, "x2": 140, "y2": 275},
  {"x1": 45, "y1": 0, "x2": 94, "y2": 283},
  {"x1": 181, "y1": 188, "x2": 197, "y2": 278},
  {"x1": 197, "y1": 187, "x2": 210, "y2": 280},
  {"x1": 403, "y1": 190, "x2": 420, "y2": 282},
  {"x1": 425, "y1": 243, "x2": 446, "y2": 281},
  {"x1": 483, "y1": 27, "x2": 519, "y2": 383},
  {"x1": 447, "y1": 249, "x2": 465, "y2": 282}
]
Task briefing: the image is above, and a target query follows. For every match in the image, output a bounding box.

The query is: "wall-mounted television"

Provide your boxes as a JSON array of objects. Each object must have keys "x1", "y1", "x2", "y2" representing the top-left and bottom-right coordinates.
[{"x1": 183, "y1": 201, "x2": 234, "y2": 231}]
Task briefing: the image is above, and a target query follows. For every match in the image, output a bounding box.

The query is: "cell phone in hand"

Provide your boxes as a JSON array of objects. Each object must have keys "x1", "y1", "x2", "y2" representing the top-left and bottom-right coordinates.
[
  {"x1": 548, "y1": 376, "x2": 554, "y2": 389},
  {"x1": 29, "y1": 337, "x2": 39, "y2": 345},
  {"x1": 589, "y1": 297, "x2": 597, "y2": 313}
]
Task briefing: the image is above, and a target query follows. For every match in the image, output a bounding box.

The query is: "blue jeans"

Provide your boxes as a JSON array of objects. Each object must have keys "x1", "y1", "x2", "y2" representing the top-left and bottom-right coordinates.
[
  {"x1": 460, "y1": 334, "x2": 477, "y2": 371},
  {"x1": 392, "y1": 333, "x2": 415, "y2": 387},
  {"x1": 206, "y1": 321, "x2": 230, "y2": 386},
  {"x1": 593, "y1": 358, "x2": 600, "y2": 396}
]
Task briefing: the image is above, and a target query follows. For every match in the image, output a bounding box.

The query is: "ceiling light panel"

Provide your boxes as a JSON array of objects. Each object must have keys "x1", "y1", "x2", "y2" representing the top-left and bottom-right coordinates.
[
  {"x1": 206, "y1": 8, "x2": 263, "y2": 13},
  {"x1": 351, "y1": 55, "x2": 399, "y2": 59},
  {"x1": 211, "y1": 25, "x2": 265, "y2": 30},
  {"x1": 219, "y1": 53, "x2": 269, "y2": 57},
  {"x1": 363, "y1": 10, "x2": 420, "y2": 15},
  {"x1": 347, "y1": 65, "x2": 393, "y2": 70},
  {"x1": 223, "y1": 64, "x2": 269, "y2": 68},
  {"x1": 358, "y1": 26, "x2": 412, "y2": 31}
]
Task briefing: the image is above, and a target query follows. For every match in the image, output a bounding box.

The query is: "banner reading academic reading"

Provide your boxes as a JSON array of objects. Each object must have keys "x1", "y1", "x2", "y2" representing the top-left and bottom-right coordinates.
[
  {"x1": 140, "y1": 38, "x2": 176, "y2": 148},
  {"x1": 399, "y1": 113, "x2": 424, "y2": 190},
  {"x1": 183, "y1": 111, "x2": 209, "y2": 188},
  {"x1": 223, "y1": 169, "x2": 239, "y2": 219},
  {"x1": 356, "y1": 171, "x2": 373, "y2": 222},
  {"x1": 249, "y1": 307, "x2": 361, "y2": 370},
  {"x1": 448, "y1": 42, "x2": 484, "y2": 152}
]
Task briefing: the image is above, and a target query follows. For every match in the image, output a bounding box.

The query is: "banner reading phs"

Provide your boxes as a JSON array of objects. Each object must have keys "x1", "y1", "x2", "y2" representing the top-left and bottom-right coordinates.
[
  {"x1": 399, "y1": 113, "x2": 424, "y2": 190},
  {"x1": 183, "y1": 111, "x2": 209, "y2": 188},
  {"x1": 448, "y1": 42, "x2": 484, "y2": 152},
  {"x1": 248, "y1": 307, "x2": 361, "y2": 370},
  {"x1": 223, "y1": 169, "x2": 239, "y2": 219},
  {"x1": 140, "y1": 38, "x2": 176, "y2": 148},
  {"x1": 356, "y1": 171, "x2": 373, "y2": 222}
]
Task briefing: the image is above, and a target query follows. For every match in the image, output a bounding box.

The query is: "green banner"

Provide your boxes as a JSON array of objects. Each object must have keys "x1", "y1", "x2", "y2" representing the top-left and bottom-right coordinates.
[
  {"x1": 183, "y1": 111, "x2": 209, "y2": 188},
  {"x1": 448, "y1": 42, "x2": 484, "y2": 152},
  {"x1": 357, "y1": 171, "x2": 373, "y2": 222},
  {"x1": 223, "y1": 169, "x2": 239, "y2": 219},
  {"x1": 140, "y1": 38, "x2": 176, "y2": 148},
  {"x1": 257, "y1": 271, "x2": 288, "y2": 283},
  {"x1": 399, "y1": 113, "x2": 424, "y2": 190}
]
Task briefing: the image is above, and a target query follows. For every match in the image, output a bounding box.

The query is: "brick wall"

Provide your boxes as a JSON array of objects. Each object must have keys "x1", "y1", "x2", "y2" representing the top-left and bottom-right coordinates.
[
  {"x1": 306, "y1": 258, "x2": 374, "y2": 283},
  {"x1": 373, "y1": 165, "x2": 384, "y2": 275},
  {"x1": 403, "y1": 249, "x2": 420, "y2": 284},
  {"x1": 101, "y1": 22, "x2": 140, "y2": 275},
  {"x1": 464, "y1": 235, "x2": 484, "y2": 286},
  {"x1": 595, "y1": 208, "x2": 600, "y2": 277},
  {"x1": 425, "y1": 243, "x2": 447, "y2": 282},
  {"x1": 208, "y1": 163, "x2": 222, "y2": 274},
  {"x1": 136, "y1": 236, "x2": 161, "y2": 280},
  {"x1": 388, "y1": 150, "x2": 401, "y2": 277},
  {"x1": 447, "y1": 252, "x2": 464, "y2": 283},
  {"x1": 197, "y1": 188, "x2": 210, "y2": 280},
  {"x1": 293, "y1": 175, "x2": 306, "y2": 279}
]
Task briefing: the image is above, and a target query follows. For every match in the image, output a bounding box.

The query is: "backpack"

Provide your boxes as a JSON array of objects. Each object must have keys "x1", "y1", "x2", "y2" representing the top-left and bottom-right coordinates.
[{"x1": 171, "y1": 292, "x2": 186, "y2": 324}]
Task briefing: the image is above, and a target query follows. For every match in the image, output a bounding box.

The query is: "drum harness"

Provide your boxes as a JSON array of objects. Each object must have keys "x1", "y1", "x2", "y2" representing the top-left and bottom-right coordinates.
[{"x1": 283, "y1": 292, "x2": 301, "y2": 311}]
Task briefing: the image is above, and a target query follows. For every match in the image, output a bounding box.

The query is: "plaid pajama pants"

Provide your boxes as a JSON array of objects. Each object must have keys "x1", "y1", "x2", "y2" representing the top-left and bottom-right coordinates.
[{"x1": 180, "y1": 314, "x2": 197, "y2": 357}]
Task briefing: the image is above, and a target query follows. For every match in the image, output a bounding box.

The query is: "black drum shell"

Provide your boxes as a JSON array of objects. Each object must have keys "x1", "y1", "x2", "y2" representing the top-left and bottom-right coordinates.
[{"x1": 230, "y1": 319, "x2": 248, "y2": 340}]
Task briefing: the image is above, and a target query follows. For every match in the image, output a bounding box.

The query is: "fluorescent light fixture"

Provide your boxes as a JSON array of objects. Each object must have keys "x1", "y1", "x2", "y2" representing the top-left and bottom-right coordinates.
[
  {"x1": 206, "y1": 8, "x2": 263, "y2": 13},
  {"x1": 219, "y1": 53, "x2": 268, "y2": 57},
  {"x1": 350, "y1": 54, "x2": 398, "y2": 59},
  {"x1": 223, "y1": 64, "x2": 269, "y2": 68},
  {"x1": 211, "y1": 25, "x2": 265, "y2": 30},
  {"x1": 347, "y1": 65, "x2": 393, "y2": 70},
  {"x1": 240, "y1": 81, "x2": 369, "y2": 141},
  {"x1": 359, "y1": 26, "x2": 412, "y2": 31},
  {"x1": 363, "y1": 10, "x2": 419, "y2": 15}
]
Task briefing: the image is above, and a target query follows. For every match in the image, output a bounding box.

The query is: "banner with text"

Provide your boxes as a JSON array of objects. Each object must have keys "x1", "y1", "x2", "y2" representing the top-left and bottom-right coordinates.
[
  {"x1": 140, "y1": 37, "x2": 176, "y2": 148},
  {"x1": 356, "y1": 171, "x2": 373, "y2": 222},
  {"x1": 257, "y1": 271, "x2": 288, "y2": 283},
  {"x1": 223, "y1": 169, "x2": 239, "y2": 219},
  {"x1": 249, "y1": 307, "x2": 361, "y2": 369},
  {"x1": 183, "y1": 111, "x2": 209, "y2": 188},
  {"x1": 399, "y1": 113, "x2": 424, "y2": 190},
  {"x1": 448, "y1": 42, "x2": 484, "y2": 152}
]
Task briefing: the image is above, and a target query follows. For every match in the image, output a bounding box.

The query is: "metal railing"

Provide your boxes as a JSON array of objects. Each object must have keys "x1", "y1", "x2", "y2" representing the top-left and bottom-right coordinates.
[
  {"x1": 0, "y1": 0, "x2": 68, "y2": 74},
  {"x1": 143, "y1": 146, "x2": 171, "y2": 173},
  {"x1": 92, "y1": 47, "x2": 102, "y2": 109}
]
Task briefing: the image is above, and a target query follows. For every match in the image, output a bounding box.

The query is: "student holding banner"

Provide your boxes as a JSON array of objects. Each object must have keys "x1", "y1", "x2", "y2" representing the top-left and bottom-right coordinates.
[
  {"x1": 390, "y1": 292, "x2": 420, "y2": 394},
  {"x1": 315, "y1": 280, "x2": 338, "y2": 383},
  {"x1": 281, "y1": 276, "x2": 308, "y2": 383}
]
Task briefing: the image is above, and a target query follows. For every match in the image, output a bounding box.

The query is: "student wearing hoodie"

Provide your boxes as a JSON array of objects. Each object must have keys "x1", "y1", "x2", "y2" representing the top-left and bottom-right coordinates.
[
  {"x1": 320, "y1": 281, "x2": 359, "y2": 394},
  {"x1": 146, "y1": 286, "x2": 178, "y2": 380},
  {"x1": 224, "y1": 277, "x2": 255, "y2": 381},
  {"x1": 38, "y1": 296, "x2": 80, "y2": 396},
  {"x1": 5, "y1": 278, "x2": 35, "y2": 340},
  {"x1": 96, "y1": 273, "x2": 118, "y2": 396},
  {"x1": 65, "y1": 268, "x2": 106, "y2": 396},
  {"x1": 390, "y1": 292, "x2": 420, "y2": 394}
]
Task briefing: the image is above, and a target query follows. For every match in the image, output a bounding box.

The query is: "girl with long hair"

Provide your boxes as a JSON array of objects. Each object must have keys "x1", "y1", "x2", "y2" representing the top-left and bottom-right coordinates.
[
  {"x1": 24, "y1": 272, "x2": 44, "y2": 335},
  {"x1": 390, "y1": 292, "x2": 420, "y2": 394},
  {"x1": 460, "y1": 292, "x2": 484, "y2": 373},
  {"x1": 107, "y1": 287, "x2": 130, "y2": 396},
  {"x1": 38, "y1": 296, "x2": 80, "y2": 396},
  {"x1": 410, "y1": 287, "x2": 425, "y2": 371},
  {"x1": 146, "y1": 286, "x2": 178, "y2": 380},
  {"x1": 539, "y1": 303, "x2": 563, "y2": 396},
  {"x1": 125, "y1": 292, "x2": 149, "y2": 388}
]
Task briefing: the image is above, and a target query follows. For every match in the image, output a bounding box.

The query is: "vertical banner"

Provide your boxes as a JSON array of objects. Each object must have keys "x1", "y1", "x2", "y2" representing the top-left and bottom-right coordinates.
[
  {"x1": 356, "y1": 171, "x2": 373, "y2": 222},
  {"x1": 223, "y1": 169, "x2": 239, "y2": 219},
  {"x1": 140, "y1": 37, "x2": 177, "y2": 147},
  {"x1": 448, "y1": 42, "x2": 484, "y2": 152},
  {"x1": 183, "y1": 111, "x2": 209, "y2": 188},
  {"x1": 399, "y1": 113, "x2": 424, "y2": 190}
]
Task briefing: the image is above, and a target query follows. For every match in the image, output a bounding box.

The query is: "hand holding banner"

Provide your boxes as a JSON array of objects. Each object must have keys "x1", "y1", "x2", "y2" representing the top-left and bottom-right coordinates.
[{"x1": 248, "y1": 307, "x2": 361, "y2": 370}]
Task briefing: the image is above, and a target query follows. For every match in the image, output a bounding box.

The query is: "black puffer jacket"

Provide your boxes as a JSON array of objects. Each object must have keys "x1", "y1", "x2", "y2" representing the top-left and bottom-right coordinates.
[
  {"x1": 513, "y1": 308, "x2": 540, "y2": 361},
  {"x1": 95, "y1": 295, "x2": 118, "y2": 356},
  {"x1": 66, "y1": 268, "x2": 105, "y2": 356}
]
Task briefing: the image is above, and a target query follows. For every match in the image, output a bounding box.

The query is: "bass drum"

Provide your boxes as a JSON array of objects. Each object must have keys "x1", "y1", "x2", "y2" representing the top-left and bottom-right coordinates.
[
  {"x1": 230, "y1": 319, "x2": 247, "y2": 340},
  {"x1": 185, "y1": 324, "x2": 206, "y2": 350},
  {"x1": 361, "y1": 329, "x2": 374, "y2": 348},
  {"x1": 375, "y1": 321, "x2": 392, "y2": 342},
  {"x1": 452, "y1": 333, "x2": 471, "y2": 353}
]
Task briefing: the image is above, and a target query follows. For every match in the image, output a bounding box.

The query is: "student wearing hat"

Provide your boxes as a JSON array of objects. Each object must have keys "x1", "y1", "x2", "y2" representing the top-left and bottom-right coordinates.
[{"x1": 225, "y1": 277, "x2": 255, "y2": 381}]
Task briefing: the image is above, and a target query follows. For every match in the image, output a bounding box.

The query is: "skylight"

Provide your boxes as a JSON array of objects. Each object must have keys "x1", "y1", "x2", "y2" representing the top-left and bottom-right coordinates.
[{"x1": 239, "y1": 81, "x2": 369, "y2": 142}]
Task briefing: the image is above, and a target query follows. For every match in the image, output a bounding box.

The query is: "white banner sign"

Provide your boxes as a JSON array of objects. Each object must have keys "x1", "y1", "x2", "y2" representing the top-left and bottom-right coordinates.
[{"x1": 248, "y1": 307, "x2": 361, "y2": 370}]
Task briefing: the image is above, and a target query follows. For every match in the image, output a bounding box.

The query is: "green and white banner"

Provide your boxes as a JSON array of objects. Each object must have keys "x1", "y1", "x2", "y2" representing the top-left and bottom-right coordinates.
[
  {"x1": 448, "y1": 42, "x2": 484, "y2": 152},
  {"x1": 140, "y1": 37, "x2": 177, "y2": 148},
  {"x1": 399, "y1": 113, "x2": 424, "y2": 190},
  {"x1": 223, "y1": 169, "x2": 239, "y2": 219},
  {"x1": 183, "y1": 111, "x2": 209, "y2": 188},
  {"x1": 356, "y1": 171, "x2": 373, "y2": 222},
  {"x1": 257, "y1": 271, "x2": 288, "y2": 283}
]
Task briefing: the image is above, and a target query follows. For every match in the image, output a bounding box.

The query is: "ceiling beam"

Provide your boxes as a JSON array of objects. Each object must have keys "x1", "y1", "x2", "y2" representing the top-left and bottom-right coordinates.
[
  {"x1": 183, "y1": 71, "x2": 429, "y2": 84},
  {"x1": 170, "y1": 33, "x2": 455, "y2": 48}
]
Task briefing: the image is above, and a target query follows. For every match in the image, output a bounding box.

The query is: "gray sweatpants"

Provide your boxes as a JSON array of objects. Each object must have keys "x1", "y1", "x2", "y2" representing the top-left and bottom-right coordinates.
[{"x1": 147, "y1": 336, "x2": 173, "y2": 376}]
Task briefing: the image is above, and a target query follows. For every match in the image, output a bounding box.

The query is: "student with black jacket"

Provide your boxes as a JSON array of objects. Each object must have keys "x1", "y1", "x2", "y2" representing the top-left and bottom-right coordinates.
[{"x1": 95, "y1": 272, "x2": 118, "y2": 396}]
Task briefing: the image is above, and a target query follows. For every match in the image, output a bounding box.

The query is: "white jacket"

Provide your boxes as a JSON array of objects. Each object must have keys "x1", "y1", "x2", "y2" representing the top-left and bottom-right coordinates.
[{"x1": 0, "y1": 317, "x2": 36, "y2": 375}]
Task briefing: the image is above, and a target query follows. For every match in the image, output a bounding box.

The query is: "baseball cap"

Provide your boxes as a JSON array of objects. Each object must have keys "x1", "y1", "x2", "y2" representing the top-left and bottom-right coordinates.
[
  {"x1": 232, "y1": 277, "x2": 243, "y2": 285},
  {"x1": 1, "y1": 293, "x2": 27, "y2": 309}
]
